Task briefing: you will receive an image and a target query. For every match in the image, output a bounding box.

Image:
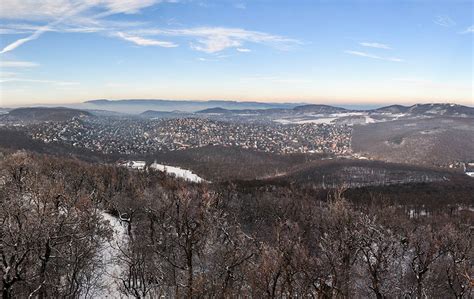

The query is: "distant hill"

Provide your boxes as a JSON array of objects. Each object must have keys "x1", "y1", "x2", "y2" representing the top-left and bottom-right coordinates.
[
  {"x1": 85, "y1": 109, "x2": 126, "y2": 117},
  {"x1": 84, "y1": 99, "x2": 301, "y2": 113},
  {"x1": 351, "y1": 116, "x2": 474, "y2": 166},
  {"x1": 5, "y1": 107, "x2": 91, "y2": 122},
  {"x1": 140, "y1": 110, "x2": 190, "y2": 119},
  {"x1": 268, "y1": 159, "x2": 453, "y2": 188},
  {"x1": 196, "y1": 104, "x2": 351, "y2": 115},
  {"x1": 11, "y1": 101, "x2": 472, "y2": 118},
  {"x1": 196, "y1": 107, "x2": 286, "y2": 114},
  {"x1": 373, "y1": 105, "x2": 409, "y2": 114},
  {"x1": 373, "y1": 103, "x2": 474, "y2": 116},
  {"x1": 0, "y1": 108, "x2": 12, "y2": 115},
  {"x1": 292, "y1": 104, "x2": 349, "y2": 114},
  {"x1": 407, "y1": 103, "x2": 474, "y2": 116},
  {"x1": 190, "y1": 103, "x2": 474, "y2": 119},
  {"x1": 196, "y1": 107, "x2": 234, "y2": 114}
]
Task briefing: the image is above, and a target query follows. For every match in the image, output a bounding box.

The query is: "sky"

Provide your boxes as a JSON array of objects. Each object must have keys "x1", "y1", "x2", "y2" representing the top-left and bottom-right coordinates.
[{"x1": 0, "y1": 0, "x2": 473, "y2": 107}]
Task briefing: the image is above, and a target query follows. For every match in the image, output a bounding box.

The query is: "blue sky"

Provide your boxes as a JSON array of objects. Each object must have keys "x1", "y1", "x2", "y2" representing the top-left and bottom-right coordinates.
[{"x1": 0, "y1": 0, "x2": 472, "y2": 107}]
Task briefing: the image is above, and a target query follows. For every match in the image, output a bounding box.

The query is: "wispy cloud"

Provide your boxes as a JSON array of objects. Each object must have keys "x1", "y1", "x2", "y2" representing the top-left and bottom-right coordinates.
[
  {"x1": 0, "y1": 77, "x2": 79, "y2": 85},
  {"x1": 434, "y1": 15, "x2": 456, "y2": 27},
  {"x1": 0, "y1": 0, "x2": 168, "y2": 21},
  {"x1": 234, "y1": 2, "x2": 246, "y2": 9},
  {"x1": 114, "y1": 32, "x2": 178, "y2": 47},
  {"x1": 0, "y1": 0, "x2": 174, "y2": 54},
  {"x1": 359, "y1": 42, "x2": 391, "y2": 50},
  {"x1": 344, "y1": 50, "x2": 403, "y2": 62},
  {"x1": 197, "y1": 57, "x2": 219, "y2": 62},
  {"x1": 0, "y1": 1, "x2": 299, "y2": 55},
  {"x1": 134, "y1": 27, "x2": 300, "y2": 53},
  {"x1": 460, "y1": 25, "x2": 474, "y2": 34},
  {"x1": 1, "y1": 60, "x2": 39, "y2": 67},
  {"x1": 236, "y1": 48, "x2": 251, "y2": 52},
  {"x1": 0, "y1": 1, "x2": 98, "y2": 54},
  {"x1": 0, "y1": 29, "x2": 45, "y2": 54}
]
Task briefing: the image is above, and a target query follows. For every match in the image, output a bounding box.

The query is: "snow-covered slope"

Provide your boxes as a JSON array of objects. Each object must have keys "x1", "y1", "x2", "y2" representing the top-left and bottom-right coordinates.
[
  {"x1": 150, "y1": 163, "x2": 205, "y2": 183},
  {"x1": 95, "y1": 212, "x2": 128, "y2": 298}
]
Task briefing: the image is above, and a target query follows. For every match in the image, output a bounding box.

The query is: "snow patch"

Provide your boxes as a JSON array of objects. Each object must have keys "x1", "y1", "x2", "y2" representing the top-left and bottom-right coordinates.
[
  {"x1": 274, "y1": 117, "x2": 337, "y2": 124},
  {"x1": 150, "y1": 162, "x2": 205, "y2": 183},
  {"x1": 96, "y1": 212, "x2": 128, "y2": 298},
  {"x1": 119, "y1": 160, "x2": 146, "y2": 170},
  {"x1": 364, "y1": 116, "x2": 376, "y2": 124}
]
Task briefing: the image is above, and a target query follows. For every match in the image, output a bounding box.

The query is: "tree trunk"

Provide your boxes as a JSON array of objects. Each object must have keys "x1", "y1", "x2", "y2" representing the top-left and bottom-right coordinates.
[
  {"x1": 2, "y1": 282, "x2": 12, "y2": 299},
  {"x1": 38, "y1": 240, "x2": 52, "y2": 299},
  {"x1": 186, "y1": 240, "x2": 193, "y2": 298}
]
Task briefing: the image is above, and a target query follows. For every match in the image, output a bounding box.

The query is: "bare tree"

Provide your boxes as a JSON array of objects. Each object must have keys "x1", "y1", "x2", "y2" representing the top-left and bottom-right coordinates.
[
  {"x1": 355, "y1": 215, "x2": 401, "y2": 298},
  {"x1": 1, "y1": 153, "x2": 109, "y2": 298}
]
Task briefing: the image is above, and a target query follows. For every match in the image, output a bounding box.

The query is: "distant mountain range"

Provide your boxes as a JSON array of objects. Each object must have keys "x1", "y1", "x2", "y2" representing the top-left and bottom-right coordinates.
[
  {"x1": 292, "y1": 104, "x2": 349, "y2": 114},
  {"x1": 84, "y1": 99, "x2": 301, "y2": 113},
  {"x1": 197, "y1": 103, "x2": 474, "y2": 117},
  {"x1": 196, "y1": 104, "x2": 349, "y2": 115},
  {"x1": 373, "y1": 103, "x2": 474, "y2": 116},
  {"x1": 2, "y1": 103, "x2": 472, "y2": 123}
]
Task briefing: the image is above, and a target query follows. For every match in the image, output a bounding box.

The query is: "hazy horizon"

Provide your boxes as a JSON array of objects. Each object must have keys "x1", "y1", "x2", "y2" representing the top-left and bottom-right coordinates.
[
  {"x1": 3, "y1": 98, "x2": 474, "y2": 111},
  {"x1": 1, "y1": 0, "x2": 473, "y2": 107}
]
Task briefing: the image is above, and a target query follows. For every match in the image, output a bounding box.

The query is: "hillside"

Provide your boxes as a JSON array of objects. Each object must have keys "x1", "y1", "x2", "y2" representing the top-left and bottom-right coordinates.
[
  {"x1": 373, "y1": 103, "x2": 474, "y2": 117},
  {"x1": 351, "y1": 116, "x2": 474, "y2": 166},
  {"x1": 292, "y1": 104, "x2": 349, "y2": 114},
  {"x1": 265, "y1": 159, "x2": 456, "y2": 188},
  {"x1": 139, "y1": 110, "x2": 189, "y2": 119},
  {"x1": 5, "y1": 107, "x2": 91, "y2": 122}
]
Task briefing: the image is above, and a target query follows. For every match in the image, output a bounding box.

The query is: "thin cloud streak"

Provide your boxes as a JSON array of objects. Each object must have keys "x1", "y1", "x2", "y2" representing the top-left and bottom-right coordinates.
[
  {"x1": 460, "y1": 25, "x2": 474, "y2": 34},
  {"x1": 434, "y1": 15, "x2": 456, "y2": 27},
  {"x1": 0, "y1": 2, "x2": 299, "y2": 54},
  {"x1": 237, "y1": 48, "x2": 251, "y2": 52},
  {"x1": 359, "y1": 42, "x2": 391, "y2": 49},
  {"x1": 344, "y1": 50, "x2": 403, "y2": 62},
  {"x1": 0, "y1": 2, "x2": 94, "y2": 54},
  {"x1": 0, "y1": 0, "x2": 167, "y2": 20},
  {"x1": 0, "y1": 78, "x2": 79, "y2": 85},
  {"x1": 114, "y1": 32, "x2": 178, "y2": 47},
  {"x1": 134, "y1": 27, "x2": 300, "y2": 53},
  {"x1": 1, "y1": 60, "x2": 39, "y2": 67},
  {"x1": 0, "y1": 0, "x2": 172, "y2": 54},
  {"x1": 0, "y1": 29, "x2": 46, "y2": 54}
]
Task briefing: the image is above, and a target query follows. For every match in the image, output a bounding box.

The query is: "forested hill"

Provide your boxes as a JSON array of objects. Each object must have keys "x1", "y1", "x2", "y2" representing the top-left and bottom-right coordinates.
[{"x1": 1, "y1": 149, "x2": 472, "y2": 298}]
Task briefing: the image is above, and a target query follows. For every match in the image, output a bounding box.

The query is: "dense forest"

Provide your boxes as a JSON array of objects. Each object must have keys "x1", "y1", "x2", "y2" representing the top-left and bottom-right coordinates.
[{"x1": 1, "y1": 150, "x2": 472, "y2": 298}]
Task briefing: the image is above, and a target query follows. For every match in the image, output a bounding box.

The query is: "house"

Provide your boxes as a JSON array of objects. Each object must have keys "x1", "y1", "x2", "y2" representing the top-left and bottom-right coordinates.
[
  {"x1": 118, "y1": 160, "x2": 147, "y2": 170},
  {"x1": 464, "y1": 162, "x2": 474, "y2": 177},
  {"x1": 129, "y1": 161, "x2": 146, "y2": 170}
]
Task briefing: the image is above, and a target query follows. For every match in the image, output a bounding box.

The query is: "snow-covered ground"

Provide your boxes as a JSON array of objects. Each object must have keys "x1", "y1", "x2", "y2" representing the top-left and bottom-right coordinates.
[
  {"x1": 118, "y1": 160, "x2": 205, "y2": 183},
  {"x1": 364, "y1": 116, "x2": 376, "y2": 124},
  {"x1": 95, "y1": 212, "x2": 129, "y2": 298},
  {"x1": 118, "y1": 160, "x2": 146, "y2": 170},
  {"x1": 274, "y1": 117, "x2": 337, "y2": 124},
  {"x1": 150, "y1": 162, "x2": 205, "y2": 183},
  {"x1": 274, "y1": 112, "x2": 378, "y2": 125}
]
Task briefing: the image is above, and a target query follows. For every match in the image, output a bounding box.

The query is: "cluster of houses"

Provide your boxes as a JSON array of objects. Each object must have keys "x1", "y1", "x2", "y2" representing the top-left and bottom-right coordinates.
[{"x1": 27, "y1": 117, "x2": 353, "y2": 156}]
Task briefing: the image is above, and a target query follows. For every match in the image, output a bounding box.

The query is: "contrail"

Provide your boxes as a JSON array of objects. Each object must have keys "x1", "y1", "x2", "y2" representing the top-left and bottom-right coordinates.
[
  {"x1": 0, "y1": 27, "x2": 48, "y2": 54},
  {"x1": 0, "y1": 3, "x2": 92, "y2": 54}
]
